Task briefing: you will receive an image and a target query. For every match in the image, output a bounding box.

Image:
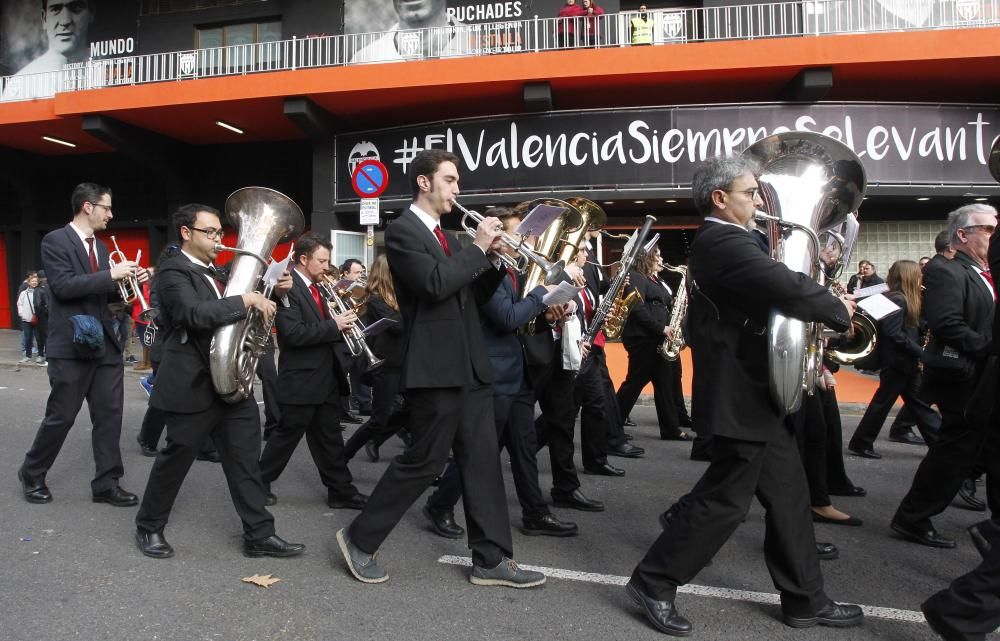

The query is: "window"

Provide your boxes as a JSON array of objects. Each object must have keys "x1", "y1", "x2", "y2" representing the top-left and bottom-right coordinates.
[
  {"x1": 141, "y1": 0, "x2": 270, "y2": 16},
  {"x1": 196, "y1": 19, "x2": 282, "y2": 75}
]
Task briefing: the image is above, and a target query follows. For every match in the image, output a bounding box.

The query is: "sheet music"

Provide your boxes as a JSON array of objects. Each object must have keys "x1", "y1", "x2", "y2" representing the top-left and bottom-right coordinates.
[
  {"x1": 542, "y1": 281, "x2": 582, "y2": 307},
  {"x1": 516, "y1": 203, "x2": 568, "y2": 237},
  {"x1": 263, "y1": 254, "x2": 291, "y2": 286},
  {"x1": 362, "y1": 318, "x2": 397, "y2": 338},
  {"x1": 643, "y1": 233, "x2": 660, "y2": 253},
  {"x1": 852, "y1": 283, "x2": 889, "y2": 299},
  {"x1": 857, "y1": 293, "x2": 900, "y2": 320}
]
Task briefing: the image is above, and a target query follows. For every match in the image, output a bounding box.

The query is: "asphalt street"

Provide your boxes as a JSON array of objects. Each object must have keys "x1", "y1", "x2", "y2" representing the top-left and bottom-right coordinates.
[{"x1": 0, "y1": 362, "x2": 989, "y2": 641}]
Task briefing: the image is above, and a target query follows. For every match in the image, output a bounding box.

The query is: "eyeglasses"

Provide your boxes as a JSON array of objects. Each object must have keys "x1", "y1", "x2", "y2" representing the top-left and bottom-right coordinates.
[
  {"x1": 723, "y1": 188, "x2": 759, "y2": 199},
  {"x1": 188, "y1": 226, "x2": 225, "y2": 240},
  {"x1": 962, "y1": 224, "x2": 996, "y2": 235},
  {"x1": 88, "y1": 202, "x2": 113, "y2": 213}
]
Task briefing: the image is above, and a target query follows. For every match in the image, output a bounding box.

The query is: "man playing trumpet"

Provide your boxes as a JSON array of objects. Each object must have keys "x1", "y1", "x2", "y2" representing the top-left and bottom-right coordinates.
[{"x1": 19, "y1": 183, "x2": 147, "y2": 508}]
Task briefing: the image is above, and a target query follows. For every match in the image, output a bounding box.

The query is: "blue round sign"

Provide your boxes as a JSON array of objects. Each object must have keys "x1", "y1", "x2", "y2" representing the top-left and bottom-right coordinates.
[{"x1": 352, "y1": 159, "x2": 389, "y2": 198}]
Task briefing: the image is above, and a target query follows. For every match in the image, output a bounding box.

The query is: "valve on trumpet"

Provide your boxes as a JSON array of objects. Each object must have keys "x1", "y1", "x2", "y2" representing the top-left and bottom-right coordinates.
[{"x1": 108, "y1": 235, "x2": 156, "y2": 321}]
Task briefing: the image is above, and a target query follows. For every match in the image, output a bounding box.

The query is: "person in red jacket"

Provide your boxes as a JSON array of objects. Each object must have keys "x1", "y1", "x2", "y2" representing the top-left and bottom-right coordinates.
[
  {"x1": 582, "y1": 0, "x2": 605, "y2": 46},
  {"x1": 557, "y1": 0, "x2": 585, "y2": 48}
]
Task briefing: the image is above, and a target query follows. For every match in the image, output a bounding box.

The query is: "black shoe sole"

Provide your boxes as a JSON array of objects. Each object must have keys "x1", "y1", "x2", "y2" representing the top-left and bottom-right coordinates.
[
  {"x1": 890, "y1": 522, "x2": 956, "y2": 548},
  {"x1": 626, "y1": 583, "x2": 692, "y2": 637},
  {"x1": 582, "y1": 468, "x2": 625, "y2": 477},
  {"x1": 607, "y1": 451, "x2": 644, "y2": 459},
  {"x1": 521, "y1": 526, "x2": 579, "y2": 537},
  {"x1": 243, "y1": 546, "x2": 305, "y2": 558},
  {"x1": 783, "y1": 613, "x2": 864, "y2": 628},
  {"x1": 551, "y1": 498, "x2": 605, "y2": 512},
  {"x1": 92, "y1": 496, "x2": 138, "y2": 507},
  {"x1": 18, "y1": 470, "x2": 52, "y2": 504}
]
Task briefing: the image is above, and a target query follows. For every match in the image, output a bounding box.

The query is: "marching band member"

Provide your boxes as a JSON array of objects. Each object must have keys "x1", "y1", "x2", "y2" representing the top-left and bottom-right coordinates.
[
  {"x1": 19, "y1": 183, "x2": 145, "y2": 507},
  {"x1": 627, "y1": 156, "x2": 862, "y2": 635},
  {"x1": 259, "y1": 232, "x2": 367, "y2": 510},
  {"x1": 134, "y1": 204, "x2": 303, "y2": 559},
  {"x1": 336, "y1": 149, "x2": 545, "y2": 588}
]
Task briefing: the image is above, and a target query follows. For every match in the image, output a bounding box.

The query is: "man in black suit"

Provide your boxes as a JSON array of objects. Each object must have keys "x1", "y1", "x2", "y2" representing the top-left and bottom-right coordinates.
[
  {"x1": 259, "y1": 232, "x2": 367, "y2": 509},
  {"x1": 891, "y1": 203, "x2": 997, "y2": 549},
  {"x1": 626, "y1": 157, "x2": 862, "y2": 635},
  {"x1": 18, "y1": 183, "x2": 145, "y2": 507},
  {"x1": 422, "y1": 208, "x2": 578, "y2": 538},
  {"x1": 134, "y1": 204, "x2": 304, "y2": 560},
  {"x1": 336, "y1": 149, "x2": 545, "y2": 588}
]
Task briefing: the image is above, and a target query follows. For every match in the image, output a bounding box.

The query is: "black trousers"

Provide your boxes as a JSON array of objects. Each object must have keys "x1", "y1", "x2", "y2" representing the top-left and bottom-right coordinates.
[
  {"x1": 849, "y1": 365, "x2": 941, "y2": 452},
  {"x1": 887, "y1": 370, "x2": 941, "y2": 443},
  {"x1": 575, "y1": 345, "x2": 611, "y2": 469},
  {"x1": 922, "y1": 519, "x2": 1000, "y2": 640},
  {"x1": 427, "y1": 381, "x2": 549, "y2": 521},
  {"x1": 138, "y1": 364, "x2": 217, "y2": 456},
  {"x1": 531, "y1": 358, "x2": 581, "y2": 495},
  {"x1": 818, "y1": 386, "x2": 854, "y2": 493},
  {"x1": 794, "y1": 387, "x2": 854, "y2": 508},
  {"x1": 349, "y1": 359, "x2": 373, "y2": 412},
  {"x1": 895, "y1": 367, "x2": 1000, "y2": 529},
  {"x1": 259, "y1": 398, "x2": 358, "y2": 499},
  {"x1": 616, "y1": 338, "x2": 681, "y2": 438},
  {"x1": 598, "y1": 348, "x2": 627, "y2": 449},
  {"x1": 343, "y1": 368, "x2": 408, "y2": 460},
  {"x1": 135, "y1": 397, "x2": 274, "y2": 541},
  {"x1": 672, "y1": 356, "x2": 691, "y2": 422},
  {"x1": 21, "y1": 355, "x2": 124, "y2": 494},
  {"x1": 348, "y1": 384, "x2": 512, "y2": 567},
  {"x1": 632, "y1": 429, "x2": 827, "y2": 617},
  {"x1": 256, "y1": 347, "x2": 280, "y2": 438}
]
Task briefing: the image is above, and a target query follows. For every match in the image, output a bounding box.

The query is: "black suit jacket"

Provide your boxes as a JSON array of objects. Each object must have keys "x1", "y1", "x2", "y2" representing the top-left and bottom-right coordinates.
[
  {"x1": 622, "y1": 270, "x2": 671, "y2": 341},
  {"x1": 40, "y1": 224, "x2": 120, "y2": 360},
  {"x1": 385, "y1": 207, "x2": 505, "y2": 389},
  {"x1": 878, "y1": 290, "x2": 924, "y2": 374},
  {"x1": 480, "y1": 275, "x2": 547, "y2": 395},
  {"x1": 274, "y1": 274, "x2": 347, "y2": 405},
  {"x1": 923, "y1": 250, "x2": 994, "y2": 374},
  {"x1": 364, "y1": 295, "x2": 406, "y2": 369},
  {"x1": 149, "y1": 254, "x2": 248, "y2": 413},
  {"x1": 686, "y1": 222, "x2": 850, "y2": 442}
]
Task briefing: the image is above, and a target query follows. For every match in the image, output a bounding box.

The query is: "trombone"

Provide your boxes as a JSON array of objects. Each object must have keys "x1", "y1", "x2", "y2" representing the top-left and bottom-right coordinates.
[
  {"x1": 451, "y1": 199, "x2": 569, "y2": 285},
  {"x1": 317, "y1": 275, "x2": 384, "y2": 372},
  {"x1": 109, "y1": 235, "x2": 156, "y2": 322}
]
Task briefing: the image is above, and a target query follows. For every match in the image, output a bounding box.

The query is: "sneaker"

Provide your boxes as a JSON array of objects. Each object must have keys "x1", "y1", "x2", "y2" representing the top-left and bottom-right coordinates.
[
  {"x1": 469, "y1": 557, "x2": 546, "y2": 588},
  {"x1": 336, "y1": 528, "x2": 388, "y2": 584},
  {"x1": 18, "y1": 357, "x2": 30, "y2": 363},
  {"x1": 34, "y1": 355, "x2": 45, "y2": 364},
  {"x1": 139, "y1": 377, "x2": 153, "y2": 398}
]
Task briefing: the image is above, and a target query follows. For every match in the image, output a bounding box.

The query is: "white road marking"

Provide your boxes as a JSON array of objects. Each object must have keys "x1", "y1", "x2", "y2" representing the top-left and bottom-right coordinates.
[
  {"x1": 0, "y1": 386, "x2": 7, "y2": 390},
  {"x1": 437, "y1": 555, "x2": 926, "y2": 624},
  {"x1": 257, "y1": 401, "x2": 265, "y2": 405}
]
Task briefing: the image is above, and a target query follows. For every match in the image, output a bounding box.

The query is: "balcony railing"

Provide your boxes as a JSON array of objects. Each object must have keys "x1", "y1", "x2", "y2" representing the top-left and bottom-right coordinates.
[{"x1": 2, "y1": 0, "x2": 998, "y2": 102}]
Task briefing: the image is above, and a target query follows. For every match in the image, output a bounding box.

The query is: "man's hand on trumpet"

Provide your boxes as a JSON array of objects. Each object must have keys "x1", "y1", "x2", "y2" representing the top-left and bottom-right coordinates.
[
  {"x1": 333, "y1": 309, "x2": 358, "y2": 332},
  {"x1": 473, "y1": 215, "x2": 504, "y2": 254},
  {"x1": 110, "y1": 260, "x2": 140, "y2": 282},
  {"x1": 135, "y1": 267, "x2": 150, "y2": 284}
]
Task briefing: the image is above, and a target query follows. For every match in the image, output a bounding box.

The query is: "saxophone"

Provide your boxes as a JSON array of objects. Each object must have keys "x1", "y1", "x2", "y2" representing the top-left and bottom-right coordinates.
[
  {"x1": 602, "y1": 287, "x2": 642, "y2": 340},
  {"x1": 657, "y1": 264, "x2": 688, "y2": 361}
]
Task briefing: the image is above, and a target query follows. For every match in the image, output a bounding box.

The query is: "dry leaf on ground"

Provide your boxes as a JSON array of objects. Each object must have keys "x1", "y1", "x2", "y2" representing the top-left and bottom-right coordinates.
[{"x1": 242, "y1": 574, "x2": 281, "y2": 588}]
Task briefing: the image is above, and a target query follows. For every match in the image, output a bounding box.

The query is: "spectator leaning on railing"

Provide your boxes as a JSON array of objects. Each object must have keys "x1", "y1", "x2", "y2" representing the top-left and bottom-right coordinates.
[
  {"x1": 581, "y1": 0, "x2": 605, "y2": 46},
  {"x1": 557, "y1": 0, "x2": 586, "y2": 48},
  {"x1": 631, "y1": 5, "x2": 654, "y2": 45}
]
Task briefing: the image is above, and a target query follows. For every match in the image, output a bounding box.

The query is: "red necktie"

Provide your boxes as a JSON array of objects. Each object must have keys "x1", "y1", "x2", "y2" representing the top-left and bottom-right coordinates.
[
  {"x1": 433, "y1": 225, "x2": 451, "y2": 256},
  {"x1": 581, "y1": 288, "x2": 606, "y2": 347},
  {"x1": 982, "y1": 269, "x2": 994, "y2": 288},
  {"x1": 310, "y1": 284, "x2": 329, "y2": 319},
  {"x1": 206, "y1": 265, "x2": 224, "y2": 297},
  {"x1": 86, "y1": 237, "x2": 99, "y2": 273}
]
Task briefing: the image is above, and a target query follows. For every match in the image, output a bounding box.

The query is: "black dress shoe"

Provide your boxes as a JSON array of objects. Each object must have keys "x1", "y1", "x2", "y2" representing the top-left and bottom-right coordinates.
[
  {"x1": 551, "y1": 489, "x2": 604, "y2": 512},
  {"x1": 626, "y1": 579, "x2": 693, "y2": 637},
  {"x1": 422, "y1": 506, "x2": 465, "y2": 539},
  {"x1": 888, "y1": 431, "x2": 925, "y2": 445},
  {"x1": 264, "y1": 491, "x2": 277, "y2": 507},
  {"x1": 522, "y1": 513, "x2": 579, "y2": 537},
  {"x1": 136, "y1": 436, "x2": 158, "y2": 457},
  {"x1": 816, "y1": 542, "x2": 839, "y2": 561},
  {"x1": 783, "y1": 601, "x2": 864, "y2": 628},
  {"x1": 828, "y1": 485, "x2": 867, "y2": 497},
  {"x1": 660, "y1": 431, "x2": 691, "y2": 441},
  {"x1": 623, "y1": 416, "x2": 637, "y2": 427},
  {"x1": 341, "y1": 413, "x2": 364, "y2": 425},
  {"x1": 890, "y1": 518, "x2": 956, "y2": 548},
  {"x1": 328, "y1": 492, "x2": 368, "y2": 510},
  {"x1": 18, "y1": 469, "x2": 52, "y2": 504},
  {"x1": 243, "y1": 534, "x2": 305, "y2": 558},
  {"x1": 196, "y1": 450, "x2": 222, "y2": 463},
  {"x1": 135, "y1": 529, "x2": 174, "y2": 559},
  {"x1": 583, "y1": 462, "x2": 625, "y2": 477},
  {"x1": 811, "y1": 511, "x2": 863, "y2": 527},
  {"x1": 608, "y1": 442, "x2": 645, "y2": 458},
  {"x1": 847, "y1": 447, "x2": 881, "y2": 459},
  {"x1": 958, "y1": 478, "x2": 986, "y2": 511},
  {"x1": 92, "y1": 486, "x2": 138, "y2": 507},
  {"x1": 364, "y1": 441, "x2": 380, "y2": 462}
]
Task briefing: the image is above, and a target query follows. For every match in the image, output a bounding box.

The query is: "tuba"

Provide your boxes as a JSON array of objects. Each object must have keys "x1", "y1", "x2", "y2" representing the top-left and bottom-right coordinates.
[
  {"x1": 823, "y1": 214, "x2": 878, "y2": 366},
  {"x1": 743, "y1": 132, "x2": 866, "y2": 413},
  {"x1": 209, "y1": 187, "x2": 304, "y2": 403},
  {"x1": 521, "y1": 197, "x2": 605, "y2": 294}
]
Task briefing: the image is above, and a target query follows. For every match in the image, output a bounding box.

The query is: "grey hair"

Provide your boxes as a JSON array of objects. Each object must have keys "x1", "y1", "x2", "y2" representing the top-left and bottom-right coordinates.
[
  {"x1": 946, "y1": 203, "x2": 998, "y2": 246},
  {"x1": 691, "y1": 156, "x2": 759, "y2": 215}
]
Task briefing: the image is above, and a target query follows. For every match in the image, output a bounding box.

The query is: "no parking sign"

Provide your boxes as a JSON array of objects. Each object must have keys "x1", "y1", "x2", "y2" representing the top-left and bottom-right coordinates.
[{"x1": 351, "y1": 160, "x2": 389, "y2": 199}]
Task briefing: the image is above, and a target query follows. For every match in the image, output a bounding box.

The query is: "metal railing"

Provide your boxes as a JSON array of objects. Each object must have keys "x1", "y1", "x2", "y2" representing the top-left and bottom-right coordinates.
[{"x1": 2, "y1": 0, "x2": 997, "y2": 102}]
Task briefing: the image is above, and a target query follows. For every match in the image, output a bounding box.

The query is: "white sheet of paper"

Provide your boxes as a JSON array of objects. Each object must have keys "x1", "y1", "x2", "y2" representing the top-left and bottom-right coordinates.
[
  {"x1": 362, "y1": 317, "x2": 397, "y2": 338},
  {"x1": 852, "y1": 283, "x2": 889, "y2": 299},
  {"x1": 516, "y1": 204, "x2": 568, "y2": 237},
  {"x1": 542, "y1": 281, "x2": 582, "y2": 307},
  {"x1": 263, "y1": 255, "x2": 291, "y2": 286},
  {"x1": 857, "y1": 293, "x2": 900, "y2": 320}
]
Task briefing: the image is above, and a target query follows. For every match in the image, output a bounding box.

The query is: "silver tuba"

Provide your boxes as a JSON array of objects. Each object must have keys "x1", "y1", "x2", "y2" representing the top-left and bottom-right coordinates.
[
  {"x1": 209, "y1": 187, "x2": 304, "y2": 403},
  {"x1": 743, "y1": 132, "x2": 866, "y2": 413}
]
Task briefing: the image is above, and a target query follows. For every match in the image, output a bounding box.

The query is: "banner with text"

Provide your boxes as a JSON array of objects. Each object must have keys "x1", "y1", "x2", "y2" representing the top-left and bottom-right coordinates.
[{"x1": 335, "y1": 103, "x2": 1000, "y2": 202}]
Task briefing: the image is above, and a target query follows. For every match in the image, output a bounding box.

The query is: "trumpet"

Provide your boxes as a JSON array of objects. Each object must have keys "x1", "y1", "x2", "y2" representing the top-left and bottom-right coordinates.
[
  {"x1": 109, "y1": 235, "x2": 156, "y2": 322},
  {"x1": 318, "y1": 275, "x2": 384, "y2": 372},
  {"x1": 451, "y1": 199, "x2": 569, "y2": 285}
]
